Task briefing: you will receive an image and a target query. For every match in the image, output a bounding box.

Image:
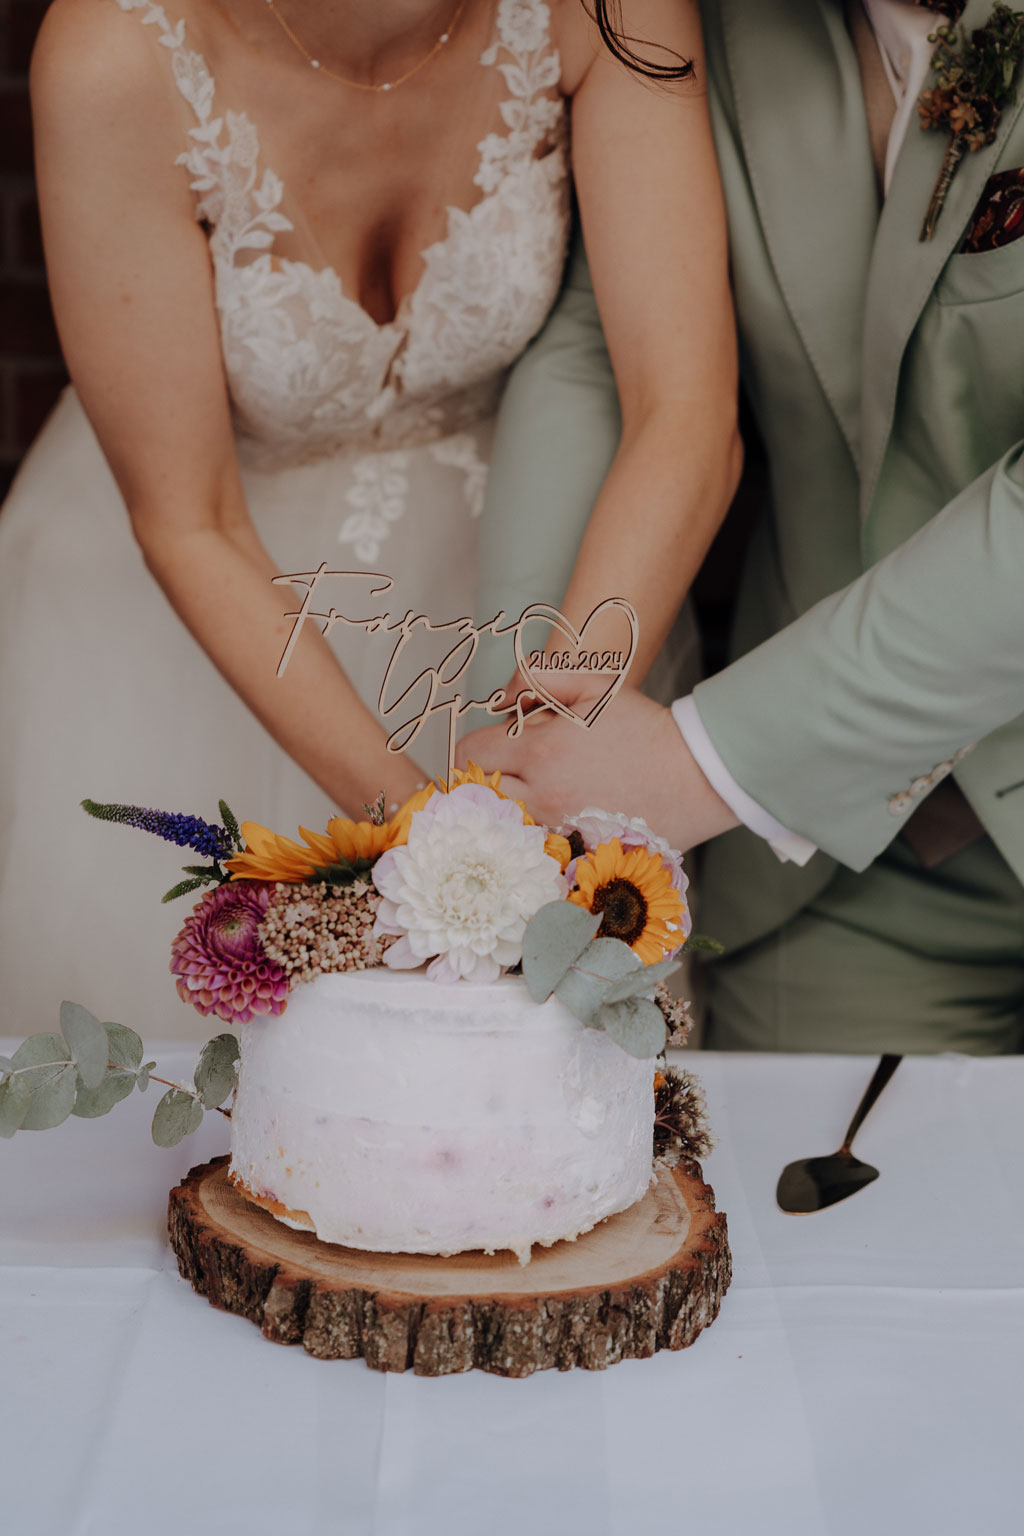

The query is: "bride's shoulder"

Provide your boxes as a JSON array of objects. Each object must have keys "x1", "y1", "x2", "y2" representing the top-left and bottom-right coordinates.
[
  {"x1": 32, "y1": 0, "x2": 188, "y2": 108},
  {"x1": 31, "y1": 0, "x2": 189, "y2": 145}
]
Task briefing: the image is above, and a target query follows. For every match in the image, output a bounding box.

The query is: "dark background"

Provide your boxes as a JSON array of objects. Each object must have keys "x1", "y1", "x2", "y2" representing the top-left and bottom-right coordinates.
[{"x1": 0, "y1": 0, "x2": 66, "y2": 503}]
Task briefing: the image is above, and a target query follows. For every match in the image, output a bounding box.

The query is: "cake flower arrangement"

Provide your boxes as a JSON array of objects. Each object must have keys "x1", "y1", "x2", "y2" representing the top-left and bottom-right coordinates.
[{"x1": 0, "y1": 768, "x2": 713, "y2": 1170}]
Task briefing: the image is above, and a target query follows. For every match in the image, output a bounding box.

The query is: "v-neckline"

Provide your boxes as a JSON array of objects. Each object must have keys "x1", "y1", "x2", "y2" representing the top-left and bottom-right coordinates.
[{"x1": 170, "y1": 0, "x2": 564, "y2": 333}]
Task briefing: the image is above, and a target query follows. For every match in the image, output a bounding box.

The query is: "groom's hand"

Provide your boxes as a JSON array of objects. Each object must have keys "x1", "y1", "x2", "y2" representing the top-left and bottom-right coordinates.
[{"x1": 456, "y1": 687, "x2": 740, "y2": 849}]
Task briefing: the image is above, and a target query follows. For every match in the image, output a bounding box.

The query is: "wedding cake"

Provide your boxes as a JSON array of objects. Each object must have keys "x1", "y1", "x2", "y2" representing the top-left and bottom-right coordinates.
[
  {"x1": 9, "y1": 769, "x2": 708, "y2": 1267},
  {"x1": 206, "y1": 773, "x2": 700, "y2": 1261},
  {"x1": 228, "y1": 970, "x2": 654, "y2": 1263}
]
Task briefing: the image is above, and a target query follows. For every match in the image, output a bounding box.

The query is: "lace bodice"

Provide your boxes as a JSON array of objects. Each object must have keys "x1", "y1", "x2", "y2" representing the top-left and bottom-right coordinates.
[{"x1": 115, "y1": 0, "x2": 570, "y2": 470}]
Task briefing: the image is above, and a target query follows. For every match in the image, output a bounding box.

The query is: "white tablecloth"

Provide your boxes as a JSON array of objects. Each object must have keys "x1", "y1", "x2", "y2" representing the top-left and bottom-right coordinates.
[{"x1": 2, "y1": 1045, "x2": 1022, "y2": 1536}]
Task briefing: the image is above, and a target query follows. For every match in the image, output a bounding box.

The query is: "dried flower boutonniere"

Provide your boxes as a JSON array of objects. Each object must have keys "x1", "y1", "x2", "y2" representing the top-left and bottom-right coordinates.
[
  {"x1": 917, "y1": 3, "x2": 1024, "y2": 240},
  {"x1": 914, "y1": 0, "x2": 965, "y2": 22}
]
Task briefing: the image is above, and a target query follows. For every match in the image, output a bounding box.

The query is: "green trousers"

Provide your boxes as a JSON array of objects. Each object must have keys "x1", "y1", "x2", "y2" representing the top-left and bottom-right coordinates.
[{"x1": 702, "y1": 836, "x2": 1024, "y2": 1055}]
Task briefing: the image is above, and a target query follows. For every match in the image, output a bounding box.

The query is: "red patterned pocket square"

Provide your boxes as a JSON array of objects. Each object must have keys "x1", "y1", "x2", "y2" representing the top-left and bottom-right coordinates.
[{"x1": 961, "y1": 167, "x2": 1024, "y2": 253}]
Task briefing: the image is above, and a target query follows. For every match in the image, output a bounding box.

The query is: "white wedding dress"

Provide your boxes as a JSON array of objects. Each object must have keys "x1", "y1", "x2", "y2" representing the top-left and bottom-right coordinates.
[{"x1": 0, "y1": 0, "x2": 572, "y2": 1040}]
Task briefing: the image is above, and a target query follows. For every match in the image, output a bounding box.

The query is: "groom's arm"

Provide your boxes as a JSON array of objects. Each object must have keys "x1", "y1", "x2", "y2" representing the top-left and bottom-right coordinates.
[
  {"x1": 460, "y1": 444, "x2": 1024, "y2": 871},
  {"x1": 690, "y1": 445, "x2": 1024, "y2": 870}
]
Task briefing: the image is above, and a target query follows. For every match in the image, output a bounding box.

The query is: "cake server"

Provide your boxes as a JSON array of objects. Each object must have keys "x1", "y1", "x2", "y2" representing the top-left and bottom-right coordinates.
[{"x1": 776, "y1": 1054, "x2": 902, "y2": 1214}]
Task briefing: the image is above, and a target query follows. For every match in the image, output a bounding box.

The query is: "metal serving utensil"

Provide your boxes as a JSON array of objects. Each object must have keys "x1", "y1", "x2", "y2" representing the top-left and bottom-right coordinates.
[{"x1": 776, "y1": 1054, "x2": 903, "y2": 1214}]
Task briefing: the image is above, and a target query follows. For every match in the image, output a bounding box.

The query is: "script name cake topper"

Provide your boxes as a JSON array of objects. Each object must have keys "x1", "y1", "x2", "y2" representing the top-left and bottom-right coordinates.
[{"x1": 273, "y1": 565, "x2": 639, "y2": 787}]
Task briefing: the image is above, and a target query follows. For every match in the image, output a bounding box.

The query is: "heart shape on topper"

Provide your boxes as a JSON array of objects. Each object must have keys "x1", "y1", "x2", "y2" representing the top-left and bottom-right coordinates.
[{"x1": 512, "y1": 599, "x2": 639, "y2": 730}]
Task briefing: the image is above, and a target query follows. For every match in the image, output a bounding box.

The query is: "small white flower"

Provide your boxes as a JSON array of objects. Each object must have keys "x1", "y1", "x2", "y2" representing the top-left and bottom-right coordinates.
[{"x1": 372, "y1": 785, "x2": 566, "y2": 983}]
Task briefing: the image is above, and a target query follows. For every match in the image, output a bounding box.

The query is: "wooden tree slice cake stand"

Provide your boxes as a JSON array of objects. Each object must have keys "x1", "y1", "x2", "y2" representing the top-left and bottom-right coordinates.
[{"x1": 168, "y1": 1156, "x2": 731, "y2": 1377}]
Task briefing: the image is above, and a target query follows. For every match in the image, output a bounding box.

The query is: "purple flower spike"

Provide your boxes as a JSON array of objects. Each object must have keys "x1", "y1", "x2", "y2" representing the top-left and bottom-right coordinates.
[{"x1": 82, "y1": 799, "x2": 234, "y2": 861}]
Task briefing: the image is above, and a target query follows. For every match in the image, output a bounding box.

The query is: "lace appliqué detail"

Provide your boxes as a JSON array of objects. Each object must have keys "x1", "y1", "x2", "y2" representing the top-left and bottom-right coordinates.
[
  {"x1": 115, "y1": 0, "x2": 570, "y2": 472},
  {"x1": 336, "y1": 432, "x2": 488, "y2": 564},
  {"x1": 429, "y1": 434, "x2": 489, "y2": 519},
  {"x1": 337, "y1": 453, "x2": 411, "y2": 564},
  {"x1": 476, "y1": 2, "x2": 563, "y2": 196}
]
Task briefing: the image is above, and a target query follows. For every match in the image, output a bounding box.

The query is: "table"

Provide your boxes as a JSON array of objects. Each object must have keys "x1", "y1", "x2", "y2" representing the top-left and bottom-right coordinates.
[{"x1": 2, "y1": 1046, "x2": 1022, "y2": 1536}]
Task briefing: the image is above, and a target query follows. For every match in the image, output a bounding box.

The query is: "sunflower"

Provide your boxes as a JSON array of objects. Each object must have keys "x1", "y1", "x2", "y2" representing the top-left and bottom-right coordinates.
[
  {"x1": 226, "y1": 815, "x2": 399, "y2": 883},
  {"x1": 568, "y1": 838, "x2": 686, "y2": 964},
  {"x1": 441, "y1": 762, "x2": 505, "y2": 795},
  {"x1": 326, "y1": 817, "x2": 396, "y2": 863},
  {"x1": 543, "y1": 832, "x2": 573, "y2": 871},
  {"x1": 226, "y1": 763, "x2": 555, "y2": 884}
]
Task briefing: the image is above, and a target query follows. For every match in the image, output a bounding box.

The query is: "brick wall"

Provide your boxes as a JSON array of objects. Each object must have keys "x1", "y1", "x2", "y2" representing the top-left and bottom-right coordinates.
[{"x1": 1, "y1": 0, "x2": 66, "y2": 503}]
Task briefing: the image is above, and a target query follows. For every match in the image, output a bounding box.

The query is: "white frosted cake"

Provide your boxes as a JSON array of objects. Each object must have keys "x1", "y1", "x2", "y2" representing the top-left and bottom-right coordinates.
[{"x1": 228, "y1": 969, "x2": 654, "y2": 1263}]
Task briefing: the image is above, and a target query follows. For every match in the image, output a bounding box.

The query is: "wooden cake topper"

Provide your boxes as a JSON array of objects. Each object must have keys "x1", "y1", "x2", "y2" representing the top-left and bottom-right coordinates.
[{"x1": 272, "y1": 565, "x2": 640, "y2": 786}]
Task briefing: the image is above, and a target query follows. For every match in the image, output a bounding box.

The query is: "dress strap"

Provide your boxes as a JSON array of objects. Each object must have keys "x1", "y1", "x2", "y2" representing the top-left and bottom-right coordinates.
[
  {"x1": 111, "y1": 0, "x2": 293, "y2": 260},
  {"x1": 475, "y1": 0, "x2": 564, "y2": 193},
  {"x1": 113, "y1": 0, "x2": 215, "y2": 130}
]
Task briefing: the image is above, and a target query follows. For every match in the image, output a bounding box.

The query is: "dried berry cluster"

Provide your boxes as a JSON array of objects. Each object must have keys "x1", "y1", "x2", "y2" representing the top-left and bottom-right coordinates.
[{"x1": 259, "y1": 880, "x2": 388, "y2": 986}]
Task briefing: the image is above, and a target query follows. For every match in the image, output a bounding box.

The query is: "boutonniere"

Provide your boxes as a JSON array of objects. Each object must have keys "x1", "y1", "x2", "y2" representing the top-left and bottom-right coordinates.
[
  {"x1": 914, "y1": 0, "x2": 965, "y2": 19},
  {"x1": 917, "y1": 3, "x2": 1024, "y2": 240}
]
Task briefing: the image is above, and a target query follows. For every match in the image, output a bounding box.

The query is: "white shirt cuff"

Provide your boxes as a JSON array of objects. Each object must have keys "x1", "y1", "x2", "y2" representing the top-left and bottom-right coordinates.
[{"x1": 671, "y1": 694, "x2": 818, "y2": 866}]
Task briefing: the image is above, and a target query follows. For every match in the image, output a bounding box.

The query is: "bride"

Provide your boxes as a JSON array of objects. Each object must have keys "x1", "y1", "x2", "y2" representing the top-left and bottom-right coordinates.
[{"x1": 0, "y1": 0, "x2": 740, "y2": 1038}]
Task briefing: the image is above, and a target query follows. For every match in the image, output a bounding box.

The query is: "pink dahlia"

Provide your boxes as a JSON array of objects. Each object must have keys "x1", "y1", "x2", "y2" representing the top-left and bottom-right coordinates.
[{"x1": 170, "y1": 882, "x2": 288, "y2": 1024}]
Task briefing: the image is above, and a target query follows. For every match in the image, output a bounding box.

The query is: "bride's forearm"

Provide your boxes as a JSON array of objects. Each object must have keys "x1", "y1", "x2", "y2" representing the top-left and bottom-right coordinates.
[
  {"x1": 136, "y1": 518, "x2": 423, "y2": 815},
  {"x1": 554, "y1": 405, "x2": 742, "y2": 682}
]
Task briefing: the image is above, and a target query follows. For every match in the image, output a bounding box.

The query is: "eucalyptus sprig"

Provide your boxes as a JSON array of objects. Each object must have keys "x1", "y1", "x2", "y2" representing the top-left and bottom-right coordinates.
[
  {"x1": 521, "y1": 903, "x2": 678, "y2": 1057},
  {"x1": 0, "y1": 1002, "x2": 239, "y2": 1148},
  {"x1": 918, "y1": 4, "x2": 1024, "y2": 239}
]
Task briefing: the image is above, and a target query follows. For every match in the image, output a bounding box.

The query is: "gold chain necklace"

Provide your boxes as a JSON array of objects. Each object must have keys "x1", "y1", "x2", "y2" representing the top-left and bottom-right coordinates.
[{"x1": 263, "y1": 0, "x2": 470, "y2": 92}]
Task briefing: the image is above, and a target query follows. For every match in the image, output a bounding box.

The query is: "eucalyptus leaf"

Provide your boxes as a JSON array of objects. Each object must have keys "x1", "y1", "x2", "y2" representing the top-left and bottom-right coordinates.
[
  {"x1": 104, "y1": 1022, "x2": 144, "y2": 1074},
  {"x1": 11, "y1": 1032, "x2": 71, "y2": 1072},
  {"x1": 601, "y1": 954, "x2": 682, "y2": 1005},
  {"x1": 553, "y1": 936, "x2": 641, "y2": 1026},
  {"x1": 151, "y1": 1088, "x2": 204, "y2": 1148},
  {"x1": 0, "y1": 1074, "x2": 31, "y2": 1138},
  {"x1": 194, "y1": 1033, "x2": 240, "y2": 1110},
  {"x1": 71, "y1": 1024, "x2": 149, "y2": 1115},
  {"x1": 60, "y1": 1002, "x2": 109, "y2": 1091},
  {"x1": 0, "y1": 1055, "x2": 13, "y2": 1079},
  {"x1": 683, "y1": 933, "x2": 726, "y2": 955},
  {"x1": 21, "y1": 1062, "x2": 79, "y2": 1130},
  {"x1": 521, "y1": 901, "x2": 602, "y2": 1003},
  {"x1": 137, "y1": 1062, "x2": 155, "y2": 1092},
  {"x1": 599, "y1": 995, "x2": 667, "y2": 1059},
  {"x1": 72, "y1": 1067, "x2": 135, "y2": 1120}
]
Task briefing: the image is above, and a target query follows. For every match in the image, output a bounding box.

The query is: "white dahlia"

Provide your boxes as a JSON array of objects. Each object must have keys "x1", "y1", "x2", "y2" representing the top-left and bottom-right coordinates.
[{"x1": 372, "y1": 784, "x2": 566, "y2": 983}]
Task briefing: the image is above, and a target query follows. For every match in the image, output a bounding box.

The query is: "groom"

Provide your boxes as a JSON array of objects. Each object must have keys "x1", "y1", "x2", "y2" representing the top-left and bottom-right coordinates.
[{"x1": 460, "y1": 0, "x2": 1024, "y2": 1053}]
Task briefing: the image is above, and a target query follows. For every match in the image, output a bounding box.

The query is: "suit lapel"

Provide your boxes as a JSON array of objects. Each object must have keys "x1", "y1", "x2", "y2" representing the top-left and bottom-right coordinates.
[
  {"x1": 860, "y1": 0, "x2": 1024, "y2": 519},
  {"x1": 719, "y1": 0, "x2": 879, "y2": 465}
]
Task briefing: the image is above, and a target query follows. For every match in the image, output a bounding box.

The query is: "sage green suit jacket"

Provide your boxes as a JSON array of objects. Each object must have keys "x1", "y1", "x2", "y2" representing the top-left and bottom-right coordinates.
[{"x1": 476, "y1": 0, "x2": 1024, "y2": 952}]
